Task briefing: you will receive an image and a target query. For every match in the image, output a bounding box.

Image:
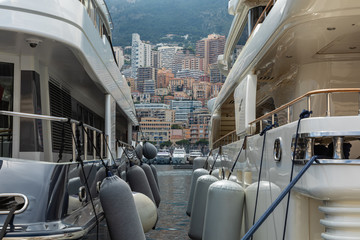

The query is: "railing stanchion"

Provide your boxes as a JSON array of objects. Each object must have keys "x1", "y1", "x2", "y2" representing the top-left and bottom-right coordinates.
[
  {"x1": 72, "y1": 122, "x2": 76, "y2": 161},
  {"x1": 326, "y1": 93, "x2": 331, "y2": 117},
  {"x1": 287, "y1": 106, "x2": 290, "y2": 124},
  {"x1": 84, "y1": 126, "x2": 88, "y2": 160},
  {"x1": 100, "y1": 133, "x2": 104, "y2": 158},
  {"x1": 93, "y1": 130, "x2": 97, "y2": 159},
  {"x1": 307, "y1": 96, "x2": 311, "y2": 113}
]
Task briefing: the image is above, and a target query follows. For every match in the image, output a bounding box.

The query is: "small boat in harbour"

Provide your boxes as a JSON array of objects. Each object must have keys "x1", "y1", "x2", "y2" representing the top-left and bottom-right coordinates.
[
  {"x1": 203, "y1": 0, "x2": 360, "y2": 239},
  {"x1": 171, "y1": 148, "x2": 186, "y2": 164},
  {"x1": 0, "y1": 0, "x2": 139, "y2": 239},
  {"x1": 156, "y1": 149, "x2": 172, "y2": 164},
  {"x1": 188, "y1": 150, "x2": 203, "y2": 164}
]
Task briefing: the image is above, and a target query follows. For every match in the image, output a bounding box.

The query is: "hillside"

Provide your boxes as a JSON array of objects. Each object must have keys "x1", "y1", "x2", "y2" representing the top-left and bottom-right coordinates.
[{"x1": 107, "y1": 0, "x2": 234, "y2": 47}]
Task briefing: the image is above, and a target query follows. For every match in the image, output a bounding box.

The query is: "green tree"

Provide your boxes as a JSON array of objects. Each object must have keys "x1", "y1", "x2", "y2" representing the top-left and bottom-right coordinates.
[
  {"x1": 171, "y1": 124, "x2": 181, "y2": 129},
  {"x1": 176, "y1": 139, "x2": 190, "y2": 146},
  {"x1": 195, "y1": 139, "x2": 208, "y2": 146},
  {"x1": 160, "y1": 141, "x2": 172, "y2": 148}
]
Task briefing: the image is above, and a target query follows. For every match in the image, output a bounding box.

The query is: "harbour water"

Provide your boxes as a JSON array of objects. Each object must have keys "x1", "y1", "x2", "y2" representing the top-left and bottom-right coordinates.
[
  {"x1": 84, "y1": 164, "x2": 193, "y2": 239},
  {"x1": 146, "y1": 165, "x2": 192, "y2": 240}
]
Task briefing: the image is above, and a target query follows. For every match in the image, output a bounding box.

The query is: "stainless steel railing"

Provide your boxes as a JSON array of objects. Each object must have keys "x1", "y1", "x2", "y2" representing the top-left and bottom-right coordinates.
[
  {"x1": 212, "y1": 88, "x2": 360, "y2": 149},
  {"x1": 0, "y1": 110, "x2": 107, "y2": 161}
]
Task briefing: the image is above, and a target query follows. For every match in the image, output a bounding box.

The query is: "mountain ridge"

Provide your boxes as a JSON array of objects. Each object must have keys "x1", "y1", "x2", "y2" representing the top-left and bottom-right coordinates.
[{"x1": 107, "y1": 0, "x2": 234, "y2": 47}]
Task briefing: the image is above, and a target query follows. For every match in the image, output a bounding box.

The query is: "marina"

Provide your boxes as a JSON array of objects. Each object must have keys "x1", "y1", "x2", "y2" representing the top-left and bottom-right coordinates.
[{"x1": 1, "y1": 0, "x2": 360, "y2": 239}]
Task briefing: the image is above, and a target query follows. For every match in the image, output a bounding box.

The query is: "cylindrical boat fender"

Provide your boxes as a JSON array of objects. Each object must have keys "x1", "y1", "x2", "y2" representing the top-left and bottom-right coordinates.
[
  {"x1": 193, "y1": 157, "x2": 207, "y2": 171},
  {"x1": 143, "y1": 142, "x2": 157, "y2": 160},
  {"x1": 120, "y1": 170, "x2": 127, "y2": 182},
  {"x1": 188, "y1": 175, "x2": 218, "y2": 240},
  {"x1": 133, "y1": 192, "x2": 158, "y2": 233},
  {"x1": 135, "y1": 144, "x2": 143, "y2": 160},
  {"x1": 186, "y1": 168, "x2": 209, "y2": 216},
  {"x1": 100, "y1": 175, "x2": 145, "y2": 240},
  {"x1": 245, "y1": 181, "x2": 283, "y2": 240},
  {"x1": 228, "y1": 174, "x2": 238, "y2": 183},
  {"x1": 211, "y1": 169, "x2": 220, "y2": 179},
  {"x1": 202, "y1": 180, "x2": 245, "y2": 240},
  {"x1": 127, "y1": 165, "x2": 155, "y2": 203},
  {"x1": 141, "y1": 163, "x2": 161, "y2": 207},
  {"x1": 150, "y1": 164, "x2": 159, "y2": 189}
]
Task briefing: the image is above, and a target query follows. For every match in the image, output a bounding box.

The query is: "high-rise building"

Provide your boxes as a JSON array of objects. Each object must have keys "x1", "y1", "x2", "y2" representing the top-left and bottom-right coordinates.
[
  {"x1": 113, "y1": 46, "x2": 124, "y2": 70},
  {"x1": 170, "y1": 100, "x2": 203, "y2": 122},
  {"x1": 151, "y1": 50, "x2": 160, "y2": 69},
  {"x1": 131, "y1": 33, "x2": 152, "y2": 78},
  {"x1": 196, "y1": 34, "x2": 225, "y2": 73},
  {"x1": 176, "y1": 69, "x2": 204, "y2": 81},
  {"x1": 157, "y1": 68, "x2": 174, "y2": 88},
  {"x1": 193, "y1": 81, "x2": 212, "y2": 100},
  {"x1": 209, "y1": 63, "x2": 226, "y2": 83},
  {"x1": 137, "y1": 67, "x2": 157, "y2": 93},
  {"x1": 182, "y1": 56, "x2": 204, "y2": 71},
  {"x1": 159, "y1": 46, "x2": 183, "y2": 73},
  {"x1": 143, "y1": 79, "x2": 155, "y2": 95},
  {"x1": 126, "y1": 77, "x2": 136, "y2": 92},
  {"x1": 211, "y1": 82, "x2": 223, "y2": 98},
  {"x1": 138, "y1": 118, "x2": 171, "y2": 143}
]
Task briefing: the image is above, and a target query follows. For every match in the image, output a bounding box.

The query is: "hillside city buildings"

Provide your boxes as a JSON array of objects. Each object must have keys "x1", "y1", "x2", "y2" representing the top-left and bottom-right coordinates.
[{"x1": 115, "y1": 33, "x2": 227, "y2": 148}]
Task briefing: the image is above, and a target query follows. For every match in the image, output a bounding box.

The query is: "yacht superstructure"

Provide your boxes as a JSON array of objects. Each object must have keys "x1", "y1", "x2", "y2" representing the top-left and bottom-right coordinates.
[
  {"x1": 210, "y1": 0, "x2": 360, "y2": 239},
  {"x1": 0, "y1": 0, "x2": 137, "y2": 238}
]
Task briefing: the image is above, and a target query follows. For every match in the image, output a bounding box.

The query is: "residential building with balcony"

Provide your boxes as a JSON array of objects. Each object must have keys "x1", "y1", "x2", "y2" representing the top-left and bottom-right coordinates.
[{"x1": 138, "y1": 118, "x2": 171, "y2": 144}]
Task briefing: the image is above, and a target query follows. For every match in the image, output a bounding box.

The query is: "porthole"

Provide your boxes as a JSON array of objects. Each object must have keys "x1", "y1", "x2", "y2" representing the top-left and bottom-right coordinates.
[{"x1": 273, "y1": 138, "x2": 282, "y2": 162}]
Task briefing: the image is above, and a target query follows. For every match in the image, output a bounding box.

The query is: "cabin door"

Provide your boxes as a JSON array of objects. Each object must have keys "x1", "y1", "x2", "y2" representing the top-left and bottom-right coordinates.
[{"x1": 0, "y1": 62, "x2": 14, "y2": 157}]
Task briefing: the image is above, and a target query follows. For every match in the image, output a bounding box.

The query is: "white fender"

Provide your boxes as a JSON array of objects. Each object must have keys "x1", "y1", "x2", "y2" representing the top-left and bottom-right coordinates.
[
  {"x1": 133, "y1": 192, "x2": 158, "y2": 233},
  {"x1": 203, "y1": 180, "x2": 245, "y2": 240},
  {"x1": 188, "y1": 175, "x2": 218, "y2": 240},
  {"x1": 187, "y1": 168, "x2": 209, "y2": 216}
]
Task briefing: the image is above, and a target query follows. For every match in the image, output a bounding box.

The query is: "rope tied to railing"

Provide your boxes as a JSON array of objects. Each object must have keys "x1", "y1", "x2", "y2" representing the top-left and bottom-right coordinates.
[
  {"x1": 282, "y1": 109, "x2": 312, "y2": 239},
  {"x1": 209, "y1": 146, "x2": 221, "y2": 175},
  {"x1": 228, "y1": 135, "x2": 247, "y2": 179},
  {"x1": 252, "y1": 120, "x2": 277, "y2": 235},
  {"x1": 241, "y1": 155, "x2": 320, "y2": 240},
  {"x1": 57, "y1": 117, "x2": 71, "y2": 163}
]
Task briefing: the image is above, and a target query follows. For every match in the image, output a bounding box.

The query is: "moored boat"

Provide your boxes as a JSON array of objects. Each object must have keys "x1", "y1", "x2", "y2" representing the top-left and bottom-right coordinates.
[
  {"x1": 156, "y1": 149, "x2": 171, "y2": 164},
  {"x1": 172, "y1": 148, "x2": 186, "y2": 164},
  {"x1": 208, "y1": 0, "x2": 360, "y2": 239},
  {"x1": 0, "y1": 0, "x2": 138, "y2": 238}
]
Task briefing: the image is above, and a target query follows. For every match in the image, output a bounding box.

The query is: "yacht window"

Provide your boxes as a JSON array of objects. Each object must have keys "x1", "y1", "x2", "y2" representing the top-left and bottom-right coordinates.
[
  {"x1": 20, "y1": 71, "x2": 43, "y2": 152},
  {"x1": 0, "y1": 62, "x2": 13, "y2": 157}
]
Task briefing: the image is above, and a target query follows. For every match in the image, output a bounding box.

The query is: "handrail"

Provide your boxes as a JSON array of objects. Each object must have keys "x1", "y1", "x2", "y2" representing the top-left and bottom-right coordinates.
[
  {"x1": 212, "y1": 88, "x2": 360, "y2": 148},
  {"x1": 0, "y1": 110, "x2": 107, "y2": 161},
  {"x1": 241, "y1": 155, "x2": 319, "y2": 240},
  {"x1": 249, "y1": 0, "x2": 276, "y2": 37},
  {"x1": 249, "y1": 88, "x2": 360, "y2": 125},
  {"x1": 213, "y1": 130, "x2": 237, "y2": 149},
  {"x1": 0, "y1": 110, "x2": 103, "y2": 133}
]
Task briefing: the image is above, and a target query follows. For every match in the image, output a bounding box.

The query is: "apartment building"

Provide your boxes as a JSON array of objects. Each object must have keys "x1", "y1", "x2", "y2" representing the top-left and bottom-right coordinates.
[{"x1": 138, "y1": 117, "x2": 171, "y2": 143}]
